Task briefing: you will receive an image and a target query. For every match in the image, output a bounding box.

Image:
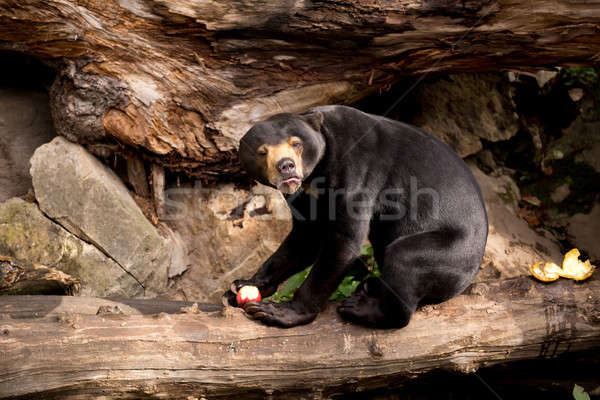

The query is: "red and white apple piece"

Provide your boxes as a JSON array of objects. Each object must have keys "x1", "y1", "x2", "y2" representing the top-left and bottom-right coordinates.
[{"x1": 236, "y1": 285, "x2": 262, "y2": 306}]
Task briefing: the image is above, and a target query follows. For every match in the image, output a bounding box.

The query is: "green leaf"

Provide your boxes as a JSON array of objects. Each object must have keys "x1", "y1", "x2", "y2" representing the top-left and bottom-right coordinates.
[
  {"x1": 361, "y1": 244, "x2": 374, "y2": 256},
  {"x1": 265, "y1": 242, "x2": 382, "y2": 303},
  {"x1": 265, "y1": 266, "x2": 311, "y2": 303},
  {"x1": 329, "y1": 276, "x2": 361, "y2": 301},
  {"x1": 573, "y1": 384, "x2": 590, "y2": 400},
  {"x1": 367, "y1": 264, "x2": 382, "y2": 278}
]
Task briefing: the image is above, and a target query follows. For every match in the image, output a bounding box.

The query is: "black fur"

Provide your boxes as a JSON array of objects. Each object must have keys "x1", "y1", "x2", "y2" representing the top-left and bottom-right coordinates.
[{"x1": 224, "y1": 105, "x2": 488, "y2": 328}]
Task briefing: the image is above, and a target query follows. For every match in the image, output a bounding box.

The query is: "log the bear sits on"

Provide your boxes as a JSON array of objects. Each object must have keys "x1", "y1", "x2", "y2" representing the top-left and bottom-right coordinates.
[{"x1": 223, "y1": 105, "x2": 488, "y2": 328}]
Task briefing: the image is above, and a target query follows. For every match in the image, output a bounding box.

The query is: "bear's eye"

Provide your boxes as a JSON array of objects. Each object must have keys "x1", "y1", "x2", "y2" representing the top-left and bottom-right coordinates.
[
  {"x1": 291, "y1": 141, "x2": 302, "y2": 149},
  {"x1": 257, "y1": 147, "x2": 267, "y2": 156}
]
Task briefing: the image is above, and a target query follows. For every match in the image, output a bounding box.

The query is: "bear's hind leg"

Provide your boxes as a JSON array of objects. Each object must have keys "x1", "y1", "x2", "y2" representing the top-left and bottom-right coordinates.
[
  {"x1": 338, "y1": 272, "x2": 419, "y2": 329},
  {"x1": 338, "y1": 276, "x2": 416, "y2": 328},
  {"x1": 339, "y1": 229, "x2": 481, "y2": 328}
]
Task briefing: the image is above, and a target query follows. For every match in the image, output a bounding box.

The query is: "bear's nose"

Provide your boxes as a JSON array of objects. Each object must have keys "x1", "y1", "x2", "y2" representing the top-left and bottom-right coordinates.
[{"x1": 277, "y1": 158, "x2": 296, "y2": 175}]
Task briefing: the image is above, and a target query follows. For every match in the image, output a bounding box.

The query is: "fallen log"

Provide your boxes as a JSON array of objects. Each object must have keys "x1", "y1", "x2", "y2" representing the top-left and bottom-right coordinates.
[
  {"x1": 2, "y1": 1, "x2": 600, "y2": 178},
  {"x1": 0, "y1": 255, "x2": 80, "y2": 296},
  {"x1": 0, "y1": 277, "x2": 598, "y2": 399}
]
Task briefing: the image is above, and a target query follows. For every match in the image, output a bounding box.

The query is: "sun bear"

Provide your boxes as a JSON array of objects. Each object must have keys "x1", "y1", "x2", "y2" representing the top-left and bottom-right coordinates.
[{"x1": 223, "y1": 105, "x2": 488, "y2": 328}]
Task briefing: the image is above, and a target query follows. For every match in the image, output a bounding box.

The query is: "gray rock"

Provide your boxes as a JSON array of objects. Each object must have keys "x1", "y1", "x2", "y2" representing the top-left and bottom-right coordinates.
[
  {"x1": 549, "y1": 118, "x2": 600, "y2": 163},
  {"x1": 568, "y1": 88, "x2": 584, "y2": 102},
  {"x1": 550, "y1": 183, "x2": 571, "y2": 204},
  {"x1": 575, "y1": 142, "x2": 600, "y2": 174},
  {"x1": 547, "y1": 96, "x2": 600, "y2": 174},
  {"x1": 163, "y1": 229, "x2": 190, "y2": 278},
  {"x1": 162, "y1": 182, "x2": 291, "y2": 302},
  {"x1": 0, "y1": 198, "x2": 141, "y2": 296},
  {"x1": 469, "y1": 163, "x2": 563, "y2": 281},
  {"x1": 0, "y1": 88, "x2": 56, "y2": 202},
  {"x1": 412, "y1": 74, "x2": 520, "y2": 157},
  {"x1": 567, "y1": 202, "x2": 600, "y2": 261},
  {"x1": 553, "y1": 95, "x2": 600, "y2": 174},
  {"x1": 566, "y1": 94, "x2": 600, "y2": 173},
  {"x1": 475, "y1": 149, "x2": 497, "y2": 174},
  {"x1": 535, "y1": 70, "x2": 558, "y2": 88},
  {"x1": 30, "y1": 137, "x2": 170, "y2": 296}
]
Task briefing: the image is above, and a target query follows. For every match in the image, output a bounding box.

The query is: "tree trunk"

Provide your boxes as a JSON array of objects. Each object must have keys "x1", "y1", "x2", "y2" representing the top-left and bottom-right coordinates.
[
  {"x1": 1, "y1": 277, "x2": 599, "y2": 399},
  {"x1": 1, "y1": 1, "x2": 600, "y2": 178}
]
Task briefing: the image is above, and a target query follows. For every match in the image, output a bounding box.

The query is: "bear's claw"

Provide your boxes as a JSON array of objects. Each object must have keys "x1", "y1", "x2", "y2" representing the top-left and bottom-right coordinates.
[{"x1": 242, "y1": 301, "x2": 317, "y2": 328}]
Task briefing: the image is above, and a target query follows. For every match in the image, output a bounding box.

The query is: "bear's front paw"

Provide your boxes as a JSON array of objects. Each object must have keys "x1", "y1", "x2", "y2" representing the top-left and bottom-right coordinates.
[
  {"x1": 243, "y1": 301, "x2": 317, "y2": 328},
  {"x1": 221, "y1": 290, "x2": 237, "y2": 307}
]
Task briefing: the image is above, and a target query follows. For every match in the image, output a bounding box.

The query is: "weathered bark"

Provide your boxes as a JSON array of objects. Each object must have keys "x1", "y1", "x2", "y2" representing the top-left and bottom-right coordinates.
[
  {"x1": 0, "y1": 255, "x2": 80, "y2": 295},
  {"x1": 1, "y1": 277, "x2": 598, "y2": 399},
  {"x1": 1, "y1": 1, "x2": 600, "y2": 178},
  {"x1": 126, "y1": 155, "x2": 150, "y2": 198},
  {"x1": 150, "y1": 163, "x2": 166, "y2": 217}
]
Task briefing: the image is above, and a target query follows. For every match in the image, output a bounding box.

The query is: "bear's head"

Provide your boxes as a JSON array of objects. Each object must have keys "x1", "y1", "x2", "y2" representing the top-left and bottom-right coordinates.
[{"x1": 238, "y1": 111, "x2": 325, "y2": 194}]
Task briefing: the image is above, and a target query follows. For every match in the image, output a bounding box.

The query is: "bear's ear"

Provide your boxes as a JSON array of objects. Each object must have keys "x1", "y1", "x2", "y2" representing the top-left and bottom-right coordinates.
[{"x1": 300, "y1": 110, "x2": 324, "y2": 132}]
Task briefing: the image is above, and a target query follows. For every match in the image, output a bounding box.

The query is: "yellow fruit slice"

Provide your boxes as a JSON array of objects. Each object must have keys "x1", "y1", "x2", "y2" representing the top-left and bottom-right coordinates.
[
  {"x1": 530, "y1": 248, "x2": 595, "y2": 282},
  {"x1": 561, "y1": 249, "x2": 595, "y2": 281},
  {"x1": 529, "y1": 261, "x2": 562, "y2": 282},
  {"x1": 562, "y1": 248, "x2": 582, "y2": 277}
]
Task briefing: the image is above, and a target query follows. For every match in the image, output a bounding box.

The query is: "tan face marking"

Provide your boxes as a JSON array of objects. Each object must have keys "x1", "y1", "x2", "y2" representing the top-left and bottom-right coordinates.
[{"x1": 258, "y1": 136, "x2": 304, "y2": 193}]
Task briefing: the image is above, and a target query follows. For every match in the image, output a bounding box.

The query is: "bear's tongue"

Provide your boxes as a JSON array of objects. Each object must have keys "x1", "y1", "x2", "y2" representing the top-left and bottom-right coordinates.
[
  {"x1": 277, "y1": 177, "x2": 301, "y2": 193},
  {"x1": 280, "y1": 177, "x2": 300, "y2": 185}
]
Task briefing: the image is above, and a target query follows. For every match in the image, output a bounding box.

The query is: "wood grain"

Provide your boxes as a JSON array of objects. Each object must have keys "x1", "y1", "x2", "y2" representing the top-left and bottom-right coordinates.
[{"x1": 0, "y1": 277, "x2": 598, "y2": 398}]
